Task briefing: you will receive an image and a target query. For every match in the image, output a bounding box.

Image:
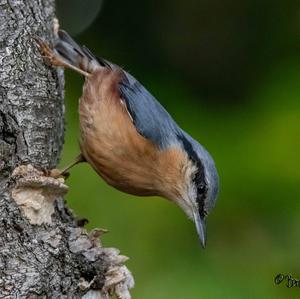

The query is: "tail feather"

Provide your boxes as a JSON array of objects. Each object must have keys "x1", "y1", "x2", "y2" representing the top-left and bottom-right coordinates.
[
  {"x1": 54, "y1": 30, "x2": 107, "y2": 73},
  {"x1": 58, "y1": 30, "x2": 81, "y2": 51}
]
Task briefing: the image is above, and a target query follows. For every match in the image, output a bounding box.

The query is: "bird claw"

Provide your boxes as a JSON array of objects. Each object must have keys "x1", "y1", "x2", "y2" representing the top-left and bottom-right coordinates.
[
  {"x1": 33, "y1": 36, "x2": 66, "y2": 67},
  {"x1": 45, "y1": 168, "x2": 70, "y2": 179}
]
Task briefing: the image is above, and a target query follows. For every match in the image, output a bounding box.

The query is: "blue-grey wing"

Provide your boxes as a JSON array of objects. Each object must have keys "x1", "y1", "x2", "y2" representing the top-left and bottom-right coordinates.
[
  {"x1": 119, "y1": 71, "x2": 180, "y2": 149},
  {"x1": 118, "y1": 70, "x2": 219, "y2": 204}
]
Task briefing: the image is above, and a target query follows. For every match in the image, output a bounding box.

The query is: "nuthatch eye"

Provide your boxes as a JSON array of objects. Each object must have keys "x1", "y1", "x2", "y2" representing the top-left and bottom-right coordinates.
[{"x1": 35, "y1": 30, "x2": 219, "y2": 248}]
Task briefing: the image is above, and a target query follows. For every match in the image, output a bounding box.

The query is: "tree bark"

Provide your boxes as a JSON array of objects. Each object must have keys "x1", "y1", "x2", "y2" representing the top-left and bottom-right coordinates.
[{"x1": 0, "y1": 1, "x2": 133, "y2": 298}]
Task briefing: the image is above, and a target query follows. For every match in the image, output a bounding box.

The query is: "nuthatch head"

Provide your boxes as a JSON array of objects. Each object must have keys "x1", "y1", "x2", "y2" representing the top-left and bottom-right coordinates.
[{"x1": 36, "y1": 30, "x2": 219, "y2": 248}]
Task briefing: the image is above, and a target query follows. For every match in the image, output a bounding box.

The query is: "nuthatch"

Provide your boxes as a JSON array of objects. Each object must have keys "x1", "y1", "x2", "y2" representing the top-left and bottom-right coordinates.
[{"x1": 36, "y1": 30, "x2": 219, "y2": 248}]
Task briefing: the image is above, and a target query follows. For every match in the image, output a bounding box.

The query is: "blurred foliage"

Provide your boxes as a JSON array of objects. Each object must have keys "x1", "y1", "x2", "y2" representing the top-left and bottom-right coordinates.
[{"x1": 56, "y1": 1, "x2": 300, "y2": 298}]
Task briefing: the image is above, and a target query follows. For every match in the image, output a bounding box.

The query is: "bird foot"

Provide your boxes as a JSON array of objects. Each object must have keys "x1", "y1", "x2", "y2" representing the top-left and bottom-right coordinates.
[
  {"x1": 45, "y1": 168, "x2": 70, "y2": 179},
  {"x1": 34, "y1": 36, "x2": 67, "y2": 68}
]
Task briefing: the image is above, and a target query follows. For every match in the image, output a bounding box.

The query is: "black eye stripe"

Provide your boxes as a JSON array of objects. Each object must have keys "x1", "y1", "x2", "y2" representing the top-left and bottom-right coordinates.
[
  {"x1": 192, "y1": 161, "x2": 207, "y2": 218},
  {"x1": 177, "y1": 134, "x2": 207, "y2": 218}
]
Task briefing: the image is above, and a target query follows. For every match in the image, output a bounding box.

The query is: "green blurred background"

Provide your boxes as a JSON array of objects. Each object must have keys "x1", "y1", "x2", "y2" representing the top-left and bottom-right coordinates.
[{"x1": 56, "y1": 1, "x2": 300, "y2": 298}]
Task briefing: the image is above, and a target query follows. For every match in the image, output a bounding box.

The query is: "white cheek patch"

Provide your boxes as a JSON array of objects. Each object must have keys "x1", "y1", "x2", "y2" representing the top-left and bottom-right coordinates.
[{"x1": 173, "y1": 159, "x2": 199, "y2": 220}]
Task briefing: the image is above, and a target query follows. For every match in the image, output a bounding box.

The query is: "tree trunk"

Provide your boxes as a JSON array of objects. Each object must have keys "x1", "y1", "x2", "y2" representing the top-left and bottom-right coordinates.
[{"x1": 0, "y1": 1, "x2": 133, "y2": 298}]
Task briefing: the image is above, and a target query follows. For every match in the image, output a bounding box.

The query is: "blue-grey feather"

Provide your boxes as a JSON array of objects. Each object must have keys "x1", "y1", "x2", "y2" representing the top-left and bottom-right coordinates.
[
  {"x1": 180, "y1": 131, "x2": 219, "y2": 213},
  {"x1": 54, "y1": 29, "x2": 219, "y2": 215},
  {"x1": 119, "y1": 71, "x2": 219, "y2": 214},
  {"x1": 119, "y1": 72, "x2": 180, "y2": 148}
]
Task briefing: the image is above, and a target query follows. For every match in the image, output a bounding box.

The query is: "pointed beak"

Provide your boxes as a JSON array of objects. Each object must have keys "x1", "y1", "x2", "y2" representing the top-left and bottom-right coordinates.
[{"x1": 193, "y1": 210, "x2": 206, "y2": 248}]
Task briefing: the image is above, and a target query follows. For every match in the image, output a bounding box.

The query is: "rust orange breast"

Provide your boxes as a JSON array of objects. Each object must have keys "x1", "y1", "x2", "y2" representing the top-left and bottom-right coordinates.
[{"x1": 78, "y1": 69, "x2": 188, "y2": 199}]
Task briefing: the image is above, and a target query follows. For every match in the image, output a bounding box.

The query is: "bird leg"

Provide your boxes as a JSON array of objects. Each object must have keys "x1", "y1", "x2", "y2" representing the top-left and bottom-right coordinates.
[
  {"x1": 50, "y1": 154, "x2": 85, "y2": 178},
  {"x1": 34, "y1": 36, "x2": 91, "y2": 77}
]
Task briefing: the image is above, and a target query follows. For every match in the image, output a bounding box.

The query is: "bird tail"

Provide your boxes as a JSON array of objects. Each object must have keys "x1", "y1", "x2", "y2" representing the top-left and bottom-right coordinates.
[{"x1": 54, "y1": 30, "x2": 109, "y2": 73}]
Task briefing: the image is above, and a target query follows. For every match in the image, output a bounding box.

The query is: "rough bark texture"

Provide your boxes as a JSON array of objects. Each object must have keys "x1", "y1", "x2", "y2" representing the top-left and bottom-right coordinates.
[{"x1": 0, "y1": 1, "x2": 133, "y2": 298}]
